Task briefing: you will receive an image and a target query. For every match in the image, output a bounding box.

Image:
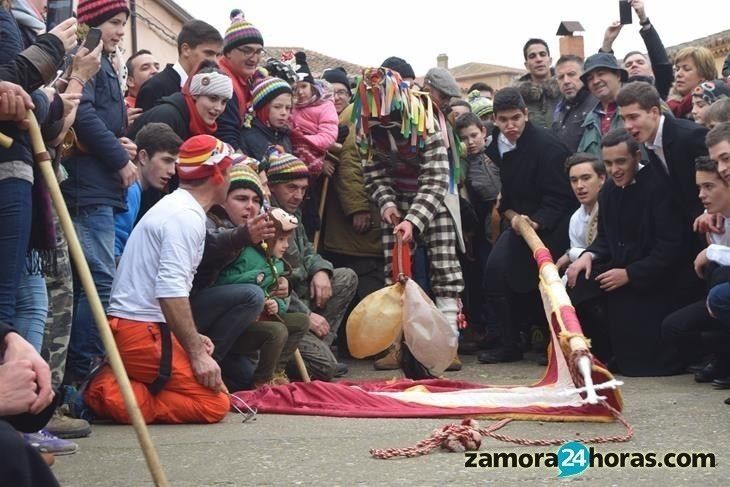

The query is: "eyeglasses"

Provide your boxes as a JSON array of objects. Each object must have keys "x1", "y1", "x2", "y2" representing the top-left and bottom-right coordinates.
[
  {"x1": 333, "y1": 89, "x2": 350, "y2": 97},
  {"x1": 235, "y1": 46, "x2": 264, "y2": 57}
]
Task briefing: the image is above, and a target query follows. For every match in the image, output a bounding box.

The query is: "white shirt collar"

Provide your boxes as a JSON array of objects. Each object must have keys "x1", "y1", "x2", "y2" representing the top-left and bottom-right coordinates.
[
  {"x1": 172, "y1": 62, "x2": 188, "y2": 88},
  {"x1": 498, "y1": 132, "x2": 517, "y2": 157},
  {"x1": 646, "y1": 115, "x2": 665, "y2": 153}
]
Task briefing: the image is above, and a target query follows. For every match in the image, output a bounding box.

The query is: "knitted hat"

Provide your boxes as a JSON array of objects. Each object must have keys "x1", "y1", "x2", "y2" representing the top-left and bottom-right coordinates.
[
  {"x1": 269, "y1": 207, "x2": 298, "y2": 236},
  {"x1": 322, "y1": 67, "x2": 351, "y2": 95},
  {"x1": 189, "y1": 71, "x2": 233, "y2": 99},
  {"x1": 294, "y1": 52, "x2": 314, "y2": 84},
  {"x1": 228, "y1": 162, "x2": 264, "y2": 202},
  {"x1": 251, "y1": 75, "x2": 293, "y2": 111},
  {"x1": 692, "y1": 80, "x2": 730, "y2": 105},
  {"x1": 381, "y1": 56, "x2": 415, "y2": 80},
  {"x1": 223, "y1": 12, "x2": 264, "y2": 54},
  {"x1": 177, "y1": 135, "x2": 234, "y2": 183},
  {"x1": 467, "y1": 90, "x2": 494, "y2": 118},
  {"x1": 265, "y1": 146, "x2": 308, "y2": 185},
  {"x1": 77, "y1": 0, "x2": 130, "y2": 27},
  {"x1": 424, "y1": 67, "x2": 461, "y2": 98}
]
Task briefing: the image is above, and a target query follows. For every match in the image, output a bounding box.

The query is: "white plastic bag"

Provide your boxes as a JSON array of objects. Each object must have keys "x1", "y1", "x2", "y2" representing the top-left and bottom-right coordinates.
[{"x1": 402, "y1": 280, "x2": 458, "y2": 376}]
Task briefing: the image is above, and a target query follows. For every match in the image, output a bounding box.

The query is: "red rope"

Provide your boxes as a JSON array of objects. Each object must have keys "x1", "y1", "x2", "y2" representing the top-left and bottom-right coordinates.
[{"x1": 370, "y1": 401, "x2": 633, "y2": 459}]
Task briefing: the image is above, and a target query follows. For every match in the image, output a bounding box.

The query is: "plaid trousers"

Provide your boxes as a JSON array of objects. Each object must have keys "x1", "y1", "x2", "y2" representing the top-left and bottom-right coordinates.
[{"x1": 381, "y1": 197, "x2": 464, "y2": 298}]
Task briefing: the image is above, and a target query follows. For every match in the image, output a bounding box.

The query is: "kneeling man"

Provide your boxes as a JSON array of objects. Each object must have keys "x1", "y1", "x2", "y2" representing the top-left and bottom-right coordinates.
[{"x1": 85, "y1": 135, "x2": 235, "y2": 424}]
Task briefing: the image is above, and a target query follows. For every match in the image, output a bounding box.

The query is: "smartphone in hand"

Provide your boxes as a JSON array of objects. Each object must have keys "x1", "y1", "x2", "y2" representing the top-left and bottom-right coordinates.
[
  {"x1": 83, "y1": 28, "x2": 103, "y2": 51},
  {"x1": 46, "y1": 0, "x2": 73, "y2": 31},
  {"x1": 619, "y1": 0, "x2": 633, "y2": 24}
]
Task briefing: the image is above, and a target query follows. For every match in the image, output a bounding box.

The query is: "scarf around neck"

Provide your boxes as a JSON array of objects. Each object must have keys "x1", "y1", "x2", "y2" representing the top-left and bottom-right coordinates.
[{"x1": 218, "y1": 56, "x2": 251, "y2": 125}]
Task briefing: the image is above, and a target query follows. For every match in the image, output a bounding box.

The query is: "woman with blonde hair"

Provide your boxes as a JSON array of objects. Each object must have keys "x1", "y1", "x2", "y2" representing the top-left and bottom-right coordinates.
[{"x1": 670, "y1": 46, "x2": 718, "y2": 119}]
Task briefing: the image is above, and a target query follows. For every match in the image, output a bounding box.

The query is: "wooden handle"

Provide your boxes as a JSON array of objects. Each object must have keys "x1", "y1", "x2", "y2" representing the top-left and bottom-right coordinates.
[
  {"x1": 0, "y1": 131, "x2": 12, "y2": 149},
  {"x1": 26, "y1": 111, "x2": 169, "y2": 487}
]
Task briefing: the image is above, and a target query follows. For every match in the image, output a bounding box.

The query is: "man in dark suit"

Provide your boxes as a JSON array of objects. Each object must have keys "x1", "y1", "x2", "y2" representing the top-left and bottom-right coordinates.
[
  {"x1": 617, "y1": 81, "x2": 708, "y2": 227},
  {"x1": 478, "y1": 88, "x2": 577, "y2": 364},
  {"x1": 135, "y1": 20, "x2": 222, "y2": 112}
]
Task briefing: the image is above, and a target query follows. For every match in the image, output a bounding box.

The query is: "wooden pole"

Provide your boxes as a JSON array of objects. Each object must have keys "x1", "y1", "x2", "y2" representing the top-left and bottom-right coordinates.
[
  {"x1": 312, "y1": 177, "x2": 330, "y2": 252},
  {"x1": 26, "y1": 112, "x2": 169, "y2": 486}
]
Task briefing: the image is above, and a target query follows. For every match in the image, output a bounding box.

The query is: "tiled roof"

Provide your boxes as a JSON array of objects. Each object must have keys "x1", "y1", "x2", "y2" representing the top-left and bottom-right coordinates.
[
  {"x1": 666, "y1": 30, "x2": 730, "y2": 58},
  {"x1": 263, "y1": 47, "x2": 364, "y2": 78},
  {"x1": 448, "y1": 62, "x2": 525, "y2": 79}
]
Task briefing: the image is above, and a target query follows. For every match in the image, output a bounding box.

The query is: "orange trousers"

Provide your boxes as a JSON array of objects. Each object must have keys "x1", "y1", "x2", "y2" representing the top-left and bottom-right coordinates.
[{"x1": 84, "y1": 317, "x2": 229, "y2": 424}]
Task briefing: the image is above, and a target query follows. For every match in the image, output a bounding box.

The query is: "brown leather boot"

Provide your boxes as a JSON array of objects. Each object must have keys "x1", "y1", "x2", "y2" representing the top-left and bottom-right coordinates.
[{"x1": 445, "y1": 354, "x2": 463, "y2": 372}]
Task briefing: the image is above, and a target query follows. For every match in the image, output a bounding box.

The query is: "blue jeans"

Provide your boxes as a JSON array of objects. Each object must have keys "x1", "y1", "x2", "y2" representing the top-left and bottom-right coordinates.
[
  {"x1": 14, "y1": 252, "x2": 48, "y2": 353},
  {"x1": 66, "y1": 205, "x2": 116, "y2": 382},
  {"x1": 708, "y1": 282, "x2": 730, "y2": 327},
  {"x1": 0, "y1": 178, "x2": 32, "y2": 324}
]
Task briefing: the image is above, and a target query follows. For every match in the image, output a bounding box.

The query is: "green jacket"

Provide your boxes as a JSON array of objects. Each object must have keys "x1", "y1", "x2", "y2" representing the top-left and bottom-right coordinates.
[
  {"x1": 215, "y1": 246, "x2": 288, "y2": 313},
  {"x1": 577, "y1": 102, "x2": 624, "y2": 157},
  {"x1": 270, "y1": 195, "x2": 334, "y2": 314},
  {"x1": 323, "y1": 104, "x2": 382, "y2": 257}
]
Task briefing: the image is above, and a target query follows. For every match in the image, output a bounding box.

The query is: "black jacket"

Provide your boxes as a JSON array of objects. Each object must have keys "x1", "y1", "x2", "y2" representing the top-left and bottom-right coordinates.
[
  {"x1": 552, "y1": 87, "x2": 597, "y2": 153},
  {"x1": 639, "y1": 24, "x2": 674, "y2": 100},
  {"x1": 646, "y1": 116, "x2": 708, "y2": 224},
  {"x1": 587, "y1": 162, "x2": 689, "y2": 291},
  {"x1": 239, "y1": 117, "x2": 292, "y2": 160},
  {"x1": 486, "y1": 122, "x2": 576, "y2": 238},
  {"x1": 127, "y1": 92, "x2": 190, "y2": 141},
  {"x1": 135, "y1": 64, "x2": 181, "y2": 112}
]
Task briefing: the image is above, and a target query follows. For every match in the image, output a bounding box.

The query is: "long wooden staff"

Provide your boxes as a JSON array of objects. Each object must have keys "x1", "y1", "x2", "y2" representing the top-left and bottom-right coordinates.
[
  {"x1": 514, "y1": 216, "x2": 602, "y2": 404},
  {"x1": 25, "y1": 112, "x2": 169, "y2": 486}
]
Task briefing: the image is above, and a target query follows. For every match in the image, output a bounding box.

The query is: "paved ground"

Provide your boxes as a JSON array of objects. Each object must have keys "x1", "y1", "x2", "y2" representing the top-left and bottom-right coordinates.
[{"x1": 53, "y1": 355, "x2": 730, "y2": 486}]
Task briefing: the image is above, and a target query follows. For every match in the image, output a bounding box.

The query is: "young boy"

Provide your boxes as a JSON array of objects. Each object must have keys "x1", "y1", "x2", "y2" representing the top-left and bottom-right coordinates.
[
  {"x1": 215, "y1": 180, "x2": 309, "y2": 388},
  {"x1": 706, "y1": 99, "x2": 730, "y2": 130},
  {"x1": 114, "y1": 123, "x2": 182, "y2": 259},
  {"x1": 691, "y1": 80, "x2": 730, "y2": 127},
  {"x1": 567, "y1": 128, "x2": 690, "y2": 376},
  {"x1": 556, "y1": 153, "x2": 606, "y2": 271},
  {"x1": 455, "y1": 113, "x2": 501, "y2": 341},
  {"x1": 663, "y1": 156, "x2": 730, "y2": 381}
]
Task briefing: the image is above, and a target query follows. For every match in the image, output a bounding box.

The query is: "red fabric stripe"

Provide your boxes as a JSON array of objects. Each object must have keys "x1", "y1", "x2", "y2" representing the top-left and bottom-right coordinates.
[
  {"x1": 231, "y1": 378, "x2": 619, "y2": 420},
  {"x1": 559, "y1": 305, "x2": 583, "y2": 334}
]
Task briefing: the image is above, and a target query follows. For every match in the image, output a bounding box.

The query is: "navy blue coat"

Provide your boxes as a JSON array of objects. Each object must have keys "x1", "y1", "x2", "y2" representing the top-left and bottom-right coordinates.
[
  {"x1": 61, "y1": 55, "x2": 129, "y2": 210},
  {"x1": 239, "y1": 117, "x2": 292, "y2": 161}
]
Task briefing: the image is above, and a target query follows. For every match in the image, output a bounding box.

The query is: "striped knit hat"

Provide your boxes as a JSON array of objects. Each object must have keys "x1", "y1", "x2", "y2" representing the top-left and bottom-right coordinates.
[
  {"x1": 251, "y1": 75, "x2": 293, "y2": 111},
  {"x1": 467, "y1": 90, "x2": 493, "y2": 118},
  {"x1": 77, "y1": 0, "x2": 130, "y2": 27},
  {"x1": 265, "y1": 146, "x2": 308, "y2": 185},
  {"x1": 228, "y1": 162, "x2": 265, "y2": 201},
  {"x1": 223, "y1": 12, "x2": 264, "y2": 54},
  {"x1": 177, "y1": 135, "x2": 234, "y2": 184}
]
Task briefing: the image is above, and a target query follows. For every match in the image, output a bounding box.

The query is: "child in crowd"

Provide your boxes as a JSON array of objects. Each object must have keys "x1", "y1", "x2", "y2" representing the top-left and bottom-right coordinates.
[
  {"x1": 706, "y1": 98, "x2": 730, "y2": 129},
  {"x1": 114, "y1": 123, "x2": 182, "y2": 259},
  {"x1": 215, "y1": 172, "x2": 308, "y2": 388},
  {"x1": 289, "y1": 51, "x2": 339, "y2": 178},
  {"x1": 691, "y1": 80, "x2": 730, "y2": 127},
  {"x1": 455, "y1": 113, "x2": 501, "y2": 344},
  {"x1": 240, "y1": 73, "x2": 294, "y2": 160}
]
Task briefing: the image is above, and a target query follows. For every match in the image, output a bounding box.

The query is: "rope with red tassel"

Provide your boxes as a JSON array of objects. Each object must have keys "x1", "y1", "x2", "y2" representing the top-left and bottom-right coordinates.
[{"x1": 370, "y1": 401, "x2": 633, "y2": 459}]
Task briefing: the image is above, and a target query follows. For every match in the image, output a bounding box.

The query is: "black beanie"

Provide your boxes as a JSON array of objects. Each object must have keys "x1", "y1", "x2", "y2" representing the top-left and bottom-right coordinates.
[
  {"x1": 381, "y1": 56, "x2": 415, "y2": 79},
  {"x1": 322, "y1": 67, "x2": 350, "y2": 95}
]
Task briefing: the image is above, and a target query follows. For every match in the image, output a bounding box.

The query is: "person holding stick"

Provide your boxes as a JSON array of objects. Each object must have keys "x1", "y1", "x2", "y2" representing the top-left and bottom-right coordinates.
[{"x1": 84, "y1": 135, "x2": 234, "y2": 424}]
